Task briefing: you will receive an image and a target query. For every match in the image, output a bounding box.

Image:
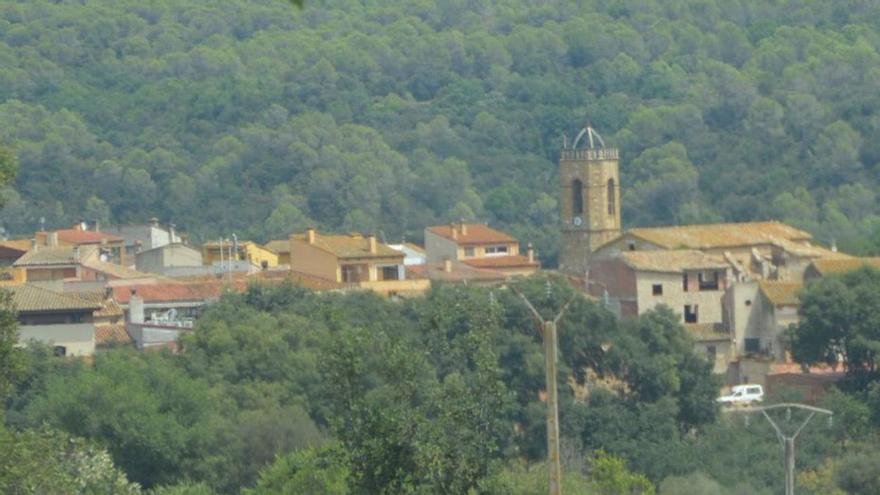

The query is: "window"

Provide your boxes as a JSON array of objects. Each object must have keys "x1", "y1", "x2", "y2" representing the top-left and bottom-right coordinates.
[
  {"x1": 698, "y1": 271, "x2": 719, "y2": 291},
  {"x1": 464, "y1": 247, "x2": 475, "y2": 257},
  {"x1": 380, "y1": 265, "x2": 400, "y2": 281},
  {"x1": 607, "y1": 178, "x2": 616, "y2": 215},
  {"x1": 485, "y1": 245, "x2": 508, "y2": 255},
  {"x1": 682, "y1": 273, "x2": 689, "y2": 291},
  {"x1": 684, "y1": 304, "x2": 698, "y2": 323},
  {"x1": 572, "y1": 179, "x2": 584, "y2": 215},
  {"x1": 707, "y1": 345, "x2": 717, "y2": 363},
  {"x1": 341, "y1": 264, "x2": 365, "y2": 283},
  {"x1": 627, "y1": 241, "x2": 636, "y2": 251},
  {"x1": 745, "y1": 338, "x2": 760, "y2": 353},
  {"x1": 745, "y1": 299, "x2": 752, "y2": 306},
  {"x1": 652, "y1": 284, "x2": 663, "y2": 295},
  {"x1": 53, "y1": 346, "x2": 66, "y2": 357}
]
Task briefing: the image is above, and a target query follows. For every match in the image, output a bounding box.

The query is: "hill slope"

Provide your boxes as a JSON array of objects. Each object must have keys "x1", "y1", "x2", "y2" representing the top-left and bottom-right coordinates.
[{"x1": 2, "y1": 0, "x2": 880, "y2": 261}]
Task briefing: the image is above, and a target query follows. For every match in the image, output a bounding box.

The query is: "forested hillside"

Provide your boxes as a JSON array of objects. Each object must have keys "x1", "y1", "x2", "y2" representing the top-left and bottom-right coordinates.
[{"x1": 3, "y1": 0, "x2": 880, "y2": 262}]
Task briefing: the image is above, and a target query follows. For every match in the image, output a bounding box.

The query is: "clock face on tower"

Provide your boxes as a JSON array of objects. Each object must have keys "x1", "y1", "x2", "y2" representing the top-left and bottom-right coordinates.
[{"x1": 573, "y1": 216, "x2": 583, "y2": 227}]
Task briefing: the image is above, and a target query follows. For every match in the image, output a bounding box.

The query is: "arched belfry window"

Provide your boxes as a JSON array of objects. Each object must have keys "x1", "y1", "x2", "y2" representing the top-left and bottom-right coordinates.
[
  {"x1": 607, "y1": 178, "x2": 616, "y2": 215},
  {"x1": 572, "y1": 179, "x2": 583, "y2": 215}
]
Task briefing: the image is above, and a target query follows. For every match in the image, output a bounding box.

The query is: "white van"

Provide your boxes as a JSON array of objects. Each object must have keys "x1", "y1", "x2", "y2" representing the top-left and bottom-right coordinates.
[{"x1": 716, "y1": 384, "x2": 764, "y2": 406}]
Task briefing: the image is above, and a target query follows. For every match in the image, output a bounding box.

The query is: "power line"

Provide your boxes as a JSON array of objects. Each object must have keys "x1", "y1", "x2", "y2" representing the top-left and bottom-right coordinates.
[
  {"x1": 727, "y1": 402, "x2": 832, "y2": 495},
  {"x1": 512, "y1": 281, "x2": 574, "y2": 495}
]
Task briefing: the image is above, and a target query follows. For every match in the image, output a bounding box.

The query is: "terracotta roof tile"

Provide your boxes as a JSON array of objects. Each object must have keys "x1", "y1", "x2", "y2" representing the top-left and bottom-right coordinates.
[
  {"x1": 81, "y1": 260, "x2": 154, "y2": 280},
  {"x1": 13, "y1": 245, "x2": 99, "y2": 267},
  {"x1": 759, "y1": 281, "x2": 802, "y2": 306},
  {"x1": 0, "y1": 240, "x2": 29, "y2": 253},
  {"x1": 93, "y1": 296, "x2": 124, "y2": 318},
  {"x1": 626, "y1": 221, "x2": 813, "y2": 250},
  {"x1": 264, "y1": 240, "x2": 290, "y2": 254},
  {"x1": 809, "y1": 257, "x2": 880, "y2": 276},
  {"x1": 619, "y1": 249, "x2": 729, "y2": 273},
  {"x1": 10, "y1": 285, "x2": 104, "y2": 312},
  {"x1": 426, "y1": 223, "x2": 516, "y2": 245},
  {"x1": 54, "y1": 229, "x2": 123, "y2": 244},
  {"x1": 95, "y1": 324, "x2": 132, "y2": 346},
  {"x1": 113, "y1": 281, "x2": 241, "y2": 304},
  {"x1": 406, "y1": 263, "x2": 508, "y2": 282},
  {"x1": 292, "y1": 232, "x2": 403, "y2": 259},
  {"x1": 462, "y1": 255, "x2": 539, "y2": 269}
]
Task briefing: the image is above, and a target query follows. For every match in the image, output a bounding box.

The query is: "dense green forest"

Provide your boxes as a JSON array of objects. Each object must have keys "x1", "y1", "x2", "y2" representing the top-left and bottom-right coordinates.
[
  {"x1": 2, "y1": 0, "x2": 880, "y2": 262},
  {"x1": 3, "y1": 277, "x2": 880, "y2": 494}
]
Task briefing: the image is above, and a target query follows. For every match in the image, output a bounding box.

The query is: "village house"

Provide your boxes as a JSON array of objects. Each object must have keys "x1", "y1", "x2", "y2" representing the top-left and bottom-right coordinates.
[
  {"x1": 104, "y1": 218, "x2": 182, "y2": 260},
  {"x1": 36, "y1": 225, "x2": 126, "y2": 265},
  {"x1": 587, "y1": 249, "x2": 733, "y2": 373},
  {"x1": 289, "y1": 228, "x2": 429, "y2": 296},
  {"x1": 424, "y1": 222, "x2": 539, "y2": 277},
  {"x1": 264, "y1": 239, "x2": 291, "y2": 265},
  {"x1": 135, "y1": 243, "x2": 204, "y2": 276},
  {"x1": 202, "y1": 240, "x2": 278, "y2": 271},
  {"x1": 802, "y1": 257, "x2": 880, "y2": 282},
  {"x1": 13, "y1": 245, "x2": 101, "y2": 282},
  {"x1": 11, "y1": 284, "x2": 108, "y2": 356}
]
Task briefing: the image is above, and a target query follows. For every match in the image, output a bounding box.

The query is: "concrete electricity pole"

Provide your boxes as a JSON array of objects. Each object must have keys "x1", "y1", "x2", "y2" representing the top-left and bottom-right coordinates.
[
  {"x1": 515, "y1": 282, "x2": 574, "y2": 495},
  {"x1": 729, "y1": 403, "x2": 832, "y2": 495}
]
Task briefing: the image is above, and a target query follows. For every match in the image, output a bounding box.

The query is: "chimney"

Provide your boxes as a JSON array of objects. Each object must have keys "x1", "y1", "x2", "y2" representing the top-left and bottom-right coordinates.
[
  {"x1": 104, "y1": 286, "x2": 113, "y2": 300},
  {"x1": 443, "y1": 258, "x2": 452, "y2": 273},
  {"x1": 73, "y1": 246, "x2": 80, "y2": 261},
  {"x1": 368, "y1": 234, "x2": 377, "y2": 254},
  {"x1": 129, "y1": 290, "x2": 144, "y2": 324},
  {"x1": 31, "y1": 238, "x2": 38, "y2": 252},
  {"x1": 93, "y1": 219, "x2": 100, "y2": 232},
  {"x1": 527, "y1": 243, "x2": 535, "y2": 263},
  {"x1": 150, "y1": 217, "x2": 159, "y2": 228},
  {"x1": 449, "y1": 223, "x2": 458, "y2": 240},
  {"x1": 169, "y1": 223, "x2": 177, "y2": 243},
  {"x1": 460, "y1": 221, "x2": 468, "y2": 235},
  {"x1": 48, "y1": 232, "x2": 58, "y2": 247},
  {"x1": 306, "y1": 227, "x2": 316, "y2": 244}
]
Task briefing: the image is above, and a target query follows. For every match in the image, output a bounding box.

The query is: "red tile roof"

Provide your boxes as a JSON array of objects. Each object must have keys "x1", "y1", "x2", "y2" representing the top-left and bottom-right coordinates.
[
  {"x1": 462, "y1": 255, "x2": 539, "y2": 269},
  {"x1": 113, "y1": 280, "x2": 247, "y2": 304},
  {"x1": 407, "y1": 263, "x2": 508, "y2": 282},
  {"x1": 95, "y1": 324, "x2": 132, "y2": 346},
  {"x1": 426, "y1": 224, "x2": 516, "y2": 245},
  {"x1": 54, "y1": 229, "x2": 123, "y2": 244}
]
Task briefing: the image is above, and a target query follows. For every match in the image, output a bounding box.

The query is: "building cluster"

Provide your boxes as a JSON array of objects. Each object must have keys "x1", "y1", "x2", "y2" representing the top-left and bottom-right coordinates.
[
  {"x1": 0, "y1": 218, "x2": 539, "y2": 356},
  {"x1": 561, "y1": 126, "x2": 875, "y2": 393},
  {"x1": 4, "y1": 124, "x2": 874, "y2": 397}
]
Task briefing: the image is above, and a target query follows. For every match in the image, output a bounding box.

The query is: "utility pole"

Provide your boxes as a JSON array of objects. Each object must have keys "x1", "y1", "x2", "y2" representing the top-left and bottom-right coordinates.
[
  {"x1": 515, "y1": 282, "x2": 574, "y2": 495},
  {"x1": 729, "y1": 403, "x2": 832, "y2": 495}
]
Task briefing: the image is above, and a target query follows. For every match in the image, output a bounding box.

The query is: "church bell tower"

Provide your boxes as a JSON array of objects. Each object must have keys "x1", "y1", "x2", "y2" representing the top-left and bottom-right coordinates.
[{"x1": 559, "y1": 126, "x2": 621, "y2": 276}]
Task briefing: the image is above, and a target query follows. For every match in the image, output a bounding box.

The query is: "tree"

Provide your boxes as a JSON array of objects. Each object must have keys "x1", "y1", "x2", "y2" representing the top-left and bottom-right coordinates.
[
  {"x1": 246, "y1": 443, "x2": 348, "y2": 495},
  {"x1": 0, "y1": 289, "x2": 21, "y2": 402},
  {"x1": 0, "y1": 146, "x2": 18, "y2": 207},
  {"x1": 790, "y1": 267, "x2": 880, "y2": 378},
  {"x1": 0, "y1": 427, "x2": 141, "y2": 495}
]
